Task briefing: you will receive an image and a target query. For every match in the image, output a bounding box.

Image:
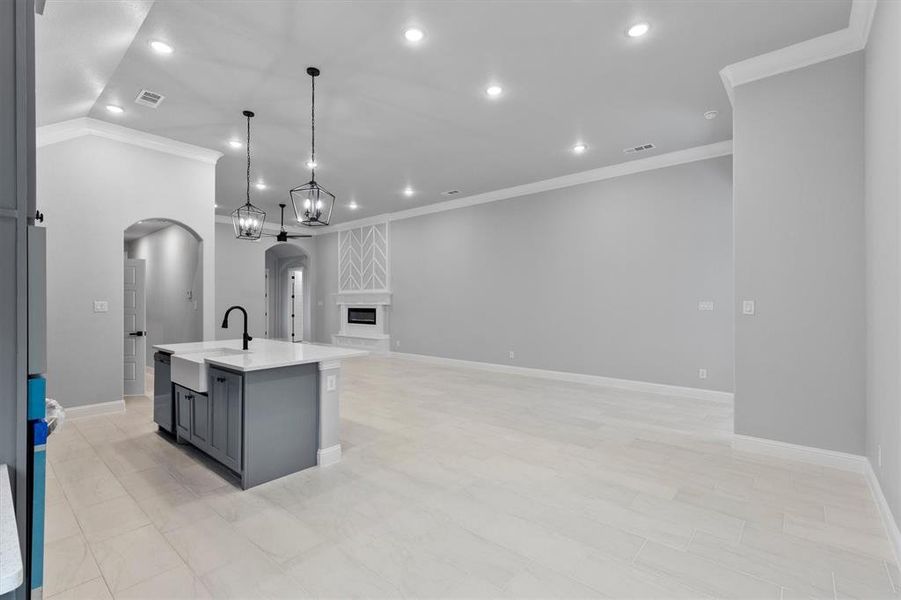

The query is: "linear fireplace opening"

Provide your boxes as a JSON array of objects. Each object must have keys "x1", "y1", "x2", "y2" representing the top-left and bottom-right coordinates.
[{"x1": 347, "y1": 307, "x2": 377, "y2": 325}]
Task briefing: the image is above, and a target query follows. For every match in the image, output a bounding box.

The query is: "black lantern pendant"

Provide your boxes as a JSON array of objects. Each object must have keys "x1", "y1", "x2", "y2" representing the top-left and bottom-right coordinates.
[
  {"x1": 291, "y1": 67, "x2": 335, "y2": 227},
  {"x1": 231, "y1": 110, "x2": 266, "y2": 240}
]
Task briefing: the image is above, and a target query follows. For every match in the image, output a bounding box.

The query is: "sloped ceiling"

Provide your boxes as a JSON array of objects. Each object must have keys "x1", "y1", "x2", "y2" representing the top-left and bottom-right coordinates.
[{"x1": 36, "y1": 1, "x2": 851, "y2": 224}]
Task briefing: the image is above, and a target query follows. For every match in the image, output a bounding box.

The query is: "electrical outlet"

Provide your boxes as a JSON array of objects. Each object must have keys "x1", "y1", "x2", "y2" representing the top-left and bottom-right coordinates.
[
  {"x1": 742, "y1": 300, "x2": 756, "y2": 315},
  {"x1": 698, "y1": 368, "x2": 708, "y2": 380},
  {"x1": 326, "y1": 375, "x2": 337, "y2": 392},
  {"x1": 698, "y1": 300, "x2": 715, "y2": 311},
  {"x1": 508, "y1": 351, "x2": 515, "y2": 360},
  {"x1": 93, "y1": 300, "x2": 108, "y2": 313},
  {"x1": 878, "y1": 444, "x2": 883, "y2": 468}
]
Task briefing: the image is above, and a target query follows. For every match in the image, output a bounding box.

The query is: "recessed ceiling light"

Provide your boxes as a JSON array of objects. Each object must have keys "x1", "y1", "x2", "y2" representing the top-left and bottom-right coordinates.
[
  {"x1": 214, "y1": 204, "x2": 219, "y2": 208},
  {"x1": 228, "y1": 139, "x2": 242, "y2": 149},
  {"x1": 255, "y1": 181, "x2": 267, "y2": 190},
  {"x1": 106, "y1": 104, "x2": 124, "y2": 114},
  {"x1": 704, "y1": 110, "x2": 719, "y2": 120},
  {"x1": 485, "y1": 85, "x2": 503, "y2": 98},
  {"x1": 306, "y1": 160, "x2": 317, "y2": 169},
  {"x1": 572, "y1": 143, "x2": 588, "y2": 154},
  {"x1": 150, "y1": 40, "x2": 174, "y2": 55},
  {"x1": 404, "y1": 28, "x2": 424, "y2": 43},
  {"x1": 348, "y1": 201, "x2": 359, "y2": 210},
  {"x1": 627, "y1": 22, "x2": 650, "y2": 38},
  {"x1": 403, "y1": 186, "x2": 415, "y2": 197}
]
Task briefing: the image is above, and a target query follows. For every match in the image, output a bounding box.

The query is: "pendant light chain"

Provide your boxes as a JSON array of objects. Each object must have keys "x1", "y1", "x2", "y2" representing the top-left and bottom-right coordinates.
[
  {"x1": 310, "y1": 71, "x2": 316, "y2": 179},
  {"x1": 245, "y1": 112, "x2": 252, "y2": 205}
]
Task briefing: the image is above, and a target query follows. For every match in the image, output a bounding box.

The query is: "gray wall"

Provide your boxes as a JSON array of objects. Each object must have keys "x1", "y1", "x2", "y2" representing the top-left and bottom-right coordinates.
[
  {"x1": 38, "y1": 135, "x2": 217, "y2": 409},
  {"x1": 312, "y1": 229, "x2": 340, "y2": 345},
  {"x1": 1, "y1": 1, "x2": 33, "y2": 598},
  {"x1": 215, "y1": 223, "x2": 317, "y2": 343},
  {"x1": 126, "y1": 224, "x2": 204, "y2": 366},
  {"x1": 733, "y1": 53, "x2": 865, "y2": 454},
  {"x1": 864, "y1": 0, "x2": 901, "y2": 525},
  {"x1": 316, "y1": 156, "x2": 734, "y2": 392}
]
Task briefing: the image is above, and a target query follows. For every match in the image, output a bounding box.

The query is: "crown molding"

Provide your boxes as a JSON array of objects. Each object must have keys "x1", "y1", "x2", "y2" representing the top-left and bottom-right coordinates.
[
  {"x1": 719, "y1": 0, "x2": 877, "y2": 104},
  {"x1": 315, "y1": 140, "x2": 733, "y2": 235},
  {"x1": 36, "y1": 117, "x2": 223, "y2": 165}
]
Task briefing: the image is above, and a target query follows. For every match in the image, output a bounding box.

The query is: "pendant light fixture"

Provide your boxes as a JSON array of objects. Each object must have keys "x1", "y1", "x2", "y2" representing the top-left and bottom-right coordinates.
[
  {"x1": 291, "y1": 67, "x2": 335, "y2": 227},
  {"x1": 231, "y1": 110, "x2": 266, "y2": 240}
]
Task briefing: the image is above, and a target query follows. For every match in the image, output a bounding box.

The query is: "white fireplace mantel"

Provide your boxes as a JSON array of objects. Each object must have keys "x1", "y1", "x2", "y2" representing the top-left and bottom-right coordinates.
[
  {"x1": 333, "y1": 289, "x2": 392, "y2": 353},
  {"x1": 335, "y1": 289, "x2": 392, "y2": 306}
]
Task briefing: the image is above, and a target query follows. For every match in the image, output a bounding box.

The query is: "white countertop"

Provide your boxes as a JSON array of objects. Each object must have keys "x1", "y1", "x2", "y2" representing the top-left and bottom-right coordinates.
[
  {"x1": 153, "y1": 339, "x2": 367, "y2": 372},
  {"x1": 0, "y1": 464, "x2": 23, "y2": 595}
]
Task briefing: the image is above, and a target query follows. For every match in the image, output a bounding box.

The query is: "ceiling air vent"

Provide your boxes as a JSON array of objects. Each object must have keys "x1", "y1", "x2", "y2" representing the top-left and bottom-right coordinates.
[
  {"x1": 134, "y1": 89, "x2": 165, "y2": 108},
  {"x1": 623, "y1": 143, "x2": 656, "y2": 154},
  {"x1": 441, "y1": 190, "x2": 461, "y2": 197}
]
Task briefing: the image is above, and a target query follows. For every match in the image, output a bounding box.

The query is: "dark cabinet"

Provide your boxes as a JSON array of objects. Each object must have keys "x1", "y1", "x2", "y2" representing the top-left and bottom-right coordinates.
[
  {"x1": 174, "y1": 384, "x2": 211, "y2": 454},
  {"x1": 208, "y1": 367, "x2": 243, "y2": 473},
  {"x1": 173, "y1": 371, "x2": 243, "y2": 475},
  {"x1": 174, "y1": 384, "x2": 192, "y2": 440},
  {"x1": 191, "y1": 390, "x2": 211, "y2": 448}
]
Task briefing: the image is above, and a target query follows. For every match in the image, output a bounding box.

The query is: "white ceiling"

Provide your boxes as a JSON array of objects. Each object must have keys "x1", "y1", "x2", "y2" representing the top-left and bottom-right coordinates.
[
  {"x1": 36, "y1": 0, "x2": 851, "y2": 225},
  {"x1": 36, "y1": 0, "x2": 155, "y2": 126}
]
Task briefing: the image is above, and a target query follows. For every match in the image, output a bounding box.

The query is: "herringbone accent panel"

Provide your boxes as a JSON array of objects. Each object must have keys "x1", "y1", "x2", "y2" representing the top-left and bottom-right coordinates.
[{"x1": 338, "y1": 223, "x2": 388, "y2": 291}]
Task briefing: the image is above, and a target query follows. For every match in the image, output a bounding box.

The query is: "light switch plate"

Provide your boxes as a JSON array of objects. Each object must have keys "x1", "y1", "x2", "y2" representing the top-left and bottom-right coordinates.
[
  {"x1": 326, "y1": 374, "x2": 337, "y2": 392},
  {"x1": 742, "y1": 300, "x2": 756, "y2": 315},
  {"x1": 698, "y1": 368, "x2": 708, "y2": 380},
  {"x1": 698, "y1": 300, "x2": 715, "y2": 311},
  {"x1": 93, "y1": 300, "x2": 109, "y2": 313}
]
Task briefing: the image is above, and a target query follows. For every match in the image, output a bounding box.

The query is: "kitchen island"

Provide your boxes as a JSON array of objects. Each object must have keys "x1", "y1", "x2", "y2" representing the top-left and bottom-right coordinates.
[{"x1": 152, "y1": 339, "x2": 366, "y2": 489}]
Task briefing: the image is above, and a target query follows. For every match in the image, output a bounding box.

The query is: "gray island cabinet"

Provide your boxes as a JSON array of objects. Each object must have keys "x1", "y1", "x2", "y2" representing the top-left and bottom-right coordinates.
[{"x1": 153, "y1": 339, "x2": 366, "y2": 489}]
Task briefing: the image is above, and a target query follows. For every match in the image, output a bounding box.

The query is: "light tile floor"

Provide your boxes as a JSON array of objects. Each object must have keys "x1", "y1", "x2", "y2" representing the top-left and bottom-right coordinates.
[{"x1": 45, "y1": 356, "x2": 898, "y2": 599}]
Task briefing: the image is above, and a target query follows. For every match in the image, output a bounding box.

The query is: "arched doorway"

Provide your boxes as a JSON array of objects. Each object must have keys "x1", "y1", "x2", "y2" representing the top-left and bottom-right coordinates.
[
  {"x1": 123, "y1": 219, "x2": 204, "y2": 396},
  {"x1": 265, "y1": 243, "x2": 310, "y2": 342}
]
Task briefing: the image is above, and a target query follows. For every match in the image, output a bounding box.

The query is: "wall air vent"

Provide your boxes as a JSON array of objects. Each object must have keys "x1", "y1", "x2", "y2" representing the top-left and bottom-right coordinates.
[
  {"x1": 441, "y1": 190, "x2": 461, "y2": 197},
  {"x1": 623, "y1": 143, "x2": 656, "y2": 154},
  {"x1": 134, "y1": 89, "x2": 165, "y2": 108}
]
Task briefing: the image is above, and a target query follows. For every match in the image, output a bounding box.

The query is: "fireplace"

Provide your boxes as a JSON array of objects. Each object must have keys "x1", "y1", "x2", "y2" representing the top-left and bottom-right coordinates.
[
  {"x1": 347, "y1": 307, "x2": 376, "y2": 325},
  {"x1": 333, "y1": 291, "x2": 391, "y2": 353}
]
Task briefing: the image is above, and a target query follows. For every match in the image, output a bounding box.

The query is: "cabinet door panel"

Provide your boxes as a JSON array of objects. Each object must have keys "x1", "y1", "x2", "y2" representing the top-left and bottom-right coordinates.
[
  {"x1": 191, "y1": 391, "x2": 210, "y2": 449},
  {"x1": 174, "y1": 385, "x2": 191, "y2": 439},
  {"x1": 209, "y1": 368, "x2": 242, "y2": 473}
]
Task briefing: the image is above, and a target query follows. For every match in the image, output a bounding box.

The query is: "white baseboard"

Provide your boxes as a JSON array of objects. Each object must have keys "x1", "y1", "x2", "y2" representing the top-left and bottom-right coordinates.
[
  {"x1": 732, "y1": 434, "x2": 901, "y2": 569},
  {"x1": 317, "y1": 444, "x2": 342, "y2": 467},
  {"x1": 389, "y1": 351, "x2": 733, "y2": 403},
  {"x1": 64, "y1": 399, "x2": 126, "y2": 420},
  {"x1": 864, "y1": 460, "x2": 901, "y2": 570},
  {"x1": 731, "y1": 434, "x2": 867, "y2": 473}
]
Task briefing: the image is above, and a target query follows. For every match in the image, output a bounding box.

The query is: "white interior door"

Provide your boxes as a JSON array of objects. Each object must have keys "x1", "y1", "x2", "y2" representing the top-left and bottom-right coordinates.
[
  {"x1": 291, "y1": 269, "x2": 303, "y2": 342},
  {"x1": 124, "y1": 258, "x2": 146, "y2": 396}
]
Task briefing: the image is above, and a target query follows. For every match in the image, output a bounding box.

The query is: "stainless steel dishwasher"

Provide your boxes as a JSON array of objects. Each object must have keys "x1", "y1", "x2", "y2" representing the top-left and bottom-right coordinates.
[{"x1": 153, "y1": 351, "x2": 174, "y2": 433}]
